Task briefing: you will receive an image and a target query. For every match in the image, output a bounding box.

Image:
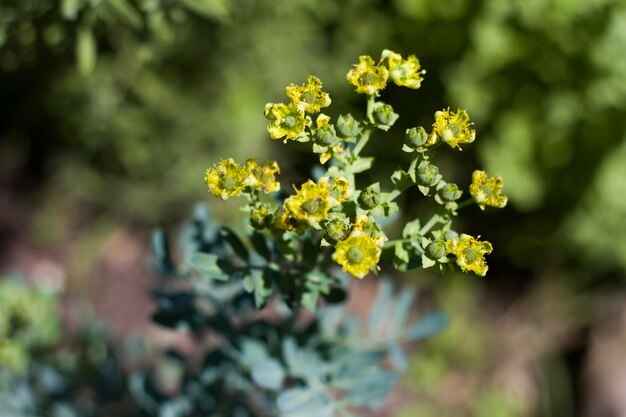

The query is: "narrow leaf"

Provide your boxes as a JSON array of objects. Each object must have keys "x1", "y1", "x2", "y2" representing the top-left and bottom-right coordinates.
[{"x1": 406, "y1": 311, "x2": 448, "y2": 341}]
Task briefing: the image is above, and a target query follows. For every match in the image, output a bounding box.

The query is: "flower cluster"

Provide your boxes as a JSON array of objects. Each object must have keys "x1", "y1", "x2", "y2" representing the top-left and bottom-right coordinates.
[
  {"x1": 347, "y1": 50, "x2": 426, "y2": 96},
  {"x1": 264, "y1": 76, "x2": 331, "y2": 143},
  {"x1": 204, "y1": 50, "x2": 509, "y2": 284},
  {"x1": 204, "y1": 158, "x2": 280, "y2": 200}
]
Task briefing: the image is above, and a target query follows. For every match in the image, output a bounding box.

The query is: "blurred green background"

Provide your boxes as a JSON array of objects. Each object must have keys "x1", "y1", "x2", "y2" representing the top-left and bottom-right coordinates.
[{"x1": 1, "y1": 0, "x2": 626, "y2": 415}]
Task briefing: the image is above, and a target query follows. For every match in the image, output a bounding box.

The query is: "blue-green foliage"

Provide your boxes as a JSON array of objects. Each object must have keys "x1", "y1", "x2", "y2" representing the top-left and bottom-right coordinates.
[{"x1": 143, "y1": 204, "x2": 448, "y2": 416}]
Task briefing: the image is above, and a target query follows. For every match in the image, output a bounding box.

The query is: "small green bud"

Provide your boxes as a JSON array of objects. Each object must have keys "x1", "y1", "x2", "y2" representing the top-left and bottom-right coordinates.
[
  {"x1": 439, "y1": 183, "x2": 463, "y2": 201},
  {"x1": 427, "y1": 240, "x2": 446, "y2": 259},
  {"x1": 324, "y1": 214, "x2": 351, "y2": 242},
  {"x1": 336, "y1": 114, "x2": 360, "y2": 137},
  {"x1": 373, "y1": 103, "x2": 399, "y2": 127},
  {"x1": 416, "y1": 162, "x2": 442, "y2": 187},
  {"x1": 444, "y1": 230, "x2": 459, "y2": 241},
  {"x1": 315, "y1": 125, "x2": 337, "y2": 146},
  {"x1": 250, "y1": 205, "x2": 273, "y2": 230},
  {"x1": 405, "y1": 127, "x2": 428, "y2": 148},
  {"x1": 358, "y1": 186, "x2": 382, "y2": 209}
]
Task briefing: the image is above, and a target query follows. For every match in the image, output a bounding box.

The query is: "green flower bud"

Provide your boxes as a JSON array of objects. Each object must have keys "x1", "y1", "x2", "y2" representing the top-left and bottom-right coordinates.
[
  {"x1": 427, "y1": 240, "x2": 446, "y2": 259},
  {"x1": 439, "y1": 183, "x2": 463, "y2": 201},
  {"x1": 358, "y1": 186, "x2": 382, "y2": 210},
  {"x1": 405, "y1": 127, "x2": 428, "y2": 148},
  {"x1": 324, "y1": 214, "x2": 351, "y2": 242},
  {"x1": 416, "y1": 162, "x2": 442, "y2": 187},
  {"x1": 373, "y1": 103, "x2": 399, "y2": 127},
  {"x1": 250, "y1": 205, "x2": 273, "y2": 230},
  {"x1": 444, "y1": 230, "x2": 459, "y2": 241},
  {"x1": 336, "y1": 114, "x2": 360, "y2": 137},
  {"x1": 315, "y1": 125, "x2": 337, "y2": 146}
]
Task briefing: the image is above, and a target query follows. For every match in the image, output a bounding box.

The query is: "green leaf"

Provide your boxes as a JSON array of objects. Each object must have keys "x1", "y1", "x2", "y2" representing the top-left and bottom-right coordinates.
[
  {"x1": 62, "y1": 0, "x2": 84, "y2": 20},
  {"x1": 179, "y1": 0, "x2": 230, "y2": 20},
  {"x1": 408, "y1": 157, "x2": 419, "y2": 183},
  {"x1": 151, "y1": 230, "x2": 175, "y2": 275},
  {"x1": 189, "y1": 253, "x2": 228, "y2": 281},
  {"x1": 312, "y1": 143, "x2": 327, "y2": 154},
  {"x1": 390, "y1": 287, "x2": 416, "y2": 334},
  {"x1": 393, "y1": 242, "x2": 410, "y2": 269},
  {"x1": 277, "y1": 388, "x2": 330, "y2": 417},
  {"x1": 219, "y1": 228, "x2": 249, "y2": 261},
  {"x1": 388, "y1": 343, "x2": 409, "y2": 372},
  {"x1": 406, "y1": 311, "x2": 448, "y2": 341},
  {"x1": 108, "y1": 0, "x2": 143, "y2": 29},
  {"x1": 76, "y1": 26, "x2": 96, "y2": 75},
  {"x1": 301, "y1": 290, "x2": 319, "y2": 311},
  {"x1": 254, "y1": 269, "x2": 272, "y2": 308},
  {"x1": 421, "y1": 254, "x2": 436, "y2": 268},
  {"x1": 239, "y1": 338, "x2": 268, "y2": 368},
  {"x1": 402, "y1": 219, "x2": 421, "y2": 238},
  {"x1": 251, "y1": 358, "x2": 285, "y2": 391},
  {"x1": 391, "y1": 168, "x2": 412, "y2": 191},
  {"x1": 349, "y1": 157, "x2": 374, "y2": 174},
  {"x1": 369, "y1": 279, "x2": 392, "y2": 335},
  {"x1": 402, "y1": 144, "x2": 415, "y2": 153},
  {"x1": 250, "y1": 232, "x2": 272, "y2": 261}
]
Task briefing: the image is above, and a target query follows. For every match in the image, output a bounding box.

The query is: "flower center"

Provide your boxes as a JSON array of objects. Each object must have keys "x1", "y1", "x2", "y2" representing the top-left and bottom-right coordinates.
[
  {"x1": 284, "y1": 116, "x2": 297, "y2": 128},
  {"x1": 302, "y1": 91, "x2": 316, "y2": 104},
  {"x1": 463, "y1": 247, "x2": 477, "y2": 263},
  {"x1": 448, "y1": 123, "x2": 460, "y2": 136},
  {"x1": 359, "y1": 72, "x2": 376, "y2": 85},
  {"x1": 221, "y1": 177, "x2": 237, "y2": 191},
  {"x1": 302, "y1": 199, "x2": 320, "y2": 214},
  {"x1": 347, "y1": 247, "x2": 364, "y2": 264}
]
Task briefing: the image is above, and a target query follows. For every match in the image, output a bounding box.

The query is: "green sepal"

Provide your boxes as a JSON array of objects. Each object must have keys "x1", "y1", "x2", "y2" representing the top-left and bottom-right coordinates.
[
  {"x1": 421, "y1": 254, "x2": 436, "y2": 268},
  {"x1": 418, "y1": 185, "x2": 430, "y2": 196},
  {"x1": 402, "y1": 144, "x2": 415, "y2": 153}
]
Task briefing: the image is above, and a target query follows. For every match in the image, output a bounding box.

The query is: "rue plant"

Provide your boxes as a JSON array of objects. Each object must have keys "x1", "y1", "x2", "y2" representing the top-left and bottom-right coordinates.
[
  {"x1": 135, "y1": 50, "x2": 508, "y2": 417},
  {"x1": 202, "y1": 49, "x2": 508, "y2": 307}
]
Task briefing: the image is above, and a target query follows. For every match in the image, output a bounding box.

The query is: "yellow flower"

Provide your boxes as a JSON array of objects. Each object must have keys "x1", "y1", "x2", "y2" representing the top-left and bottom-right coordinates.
[
  {"x1": 469, "y1": 170, "x2": 508, "y2": 210},
  {"x1": 249, "y1": 203, "x2": 274, "y2": 230},
  {"x1": 346, "y1": 55, "x2": 389, "y2": 95},
  {"x1": 274, "y1": 209, "x2": 307, "y2": 235},
  {"x1": 382, "y1": 50, "x2": 425, "y2": 89},
  {"x1": 264, "y1": 103, "x2": 308, "y2": 142},
  {"x1": 286, "y1": 75, "x2": 331, "y2": 114},
  {"x1": 352, "y1": 214, "x2": 387, "y2": 246},
  {"x1": 283, "y1": 179, "x2": 334, "y2": 227},
  {"x1": 328, "y1": 176, "x2": 352, "y2": 204},
  {"x1": 204, "y1": 159, "x2": 247, "y2": 200},
  {"x1": 333, "y1": 233, "x2": 381, "y2": 279},
  {"x1": 245, "y1": 159, "x2": 281, "y2": 194},
  {"x1": 447, "y1": 234, "x2": 493, "y2": 277},
  {"x1": 431, "y1": 108, "x2": 476, "y2": 150}
]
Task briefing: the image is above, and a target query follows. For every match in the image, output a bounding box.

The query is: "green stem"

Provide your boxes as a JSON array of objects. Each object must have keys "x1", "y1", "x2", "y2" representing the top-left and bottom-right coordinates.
[
  {"x1": 456, "y1": 198, "x2": 475, "y2": 210},
  {"x1": 366, "y1": 94, "x2": 376, "y2": 124},
  {"x1": 352, "y1": 128, "x2": 371, "y2": 157},
  {"x1": 419, "y1": 213, "x2": 444, "y2": 235}
]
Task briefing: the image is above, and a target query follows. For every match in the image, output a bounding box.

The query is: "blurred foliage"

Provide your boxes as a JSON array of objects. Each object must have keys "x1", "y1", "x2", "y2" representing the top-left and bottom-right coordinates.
[
  {"x1": 0, "y1": 277, "x2": 134, "y2": 417},
  {"x1": 0, "y1": 277, "x2": 60, "y2": 372},
  {"x1": 142, "y1": 204, "x2": 448, "y2": 416},
  {"x1": 2, "y1": 0, "x2": 626, "y2": 277}
]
